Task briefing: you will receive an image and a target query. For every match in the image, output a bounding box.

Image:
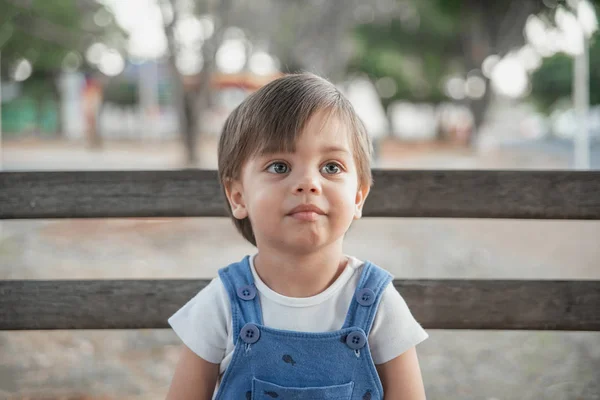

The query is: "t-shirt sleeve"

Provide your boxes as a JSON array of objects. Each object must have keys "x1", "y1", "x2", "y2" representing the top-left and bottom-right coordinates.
[
  {"x1": 167, "y1": 277, "x2": 231, "y2": 364},
  {"x1": 369, "y1": 282, "x2": 428, "y2": 365}
]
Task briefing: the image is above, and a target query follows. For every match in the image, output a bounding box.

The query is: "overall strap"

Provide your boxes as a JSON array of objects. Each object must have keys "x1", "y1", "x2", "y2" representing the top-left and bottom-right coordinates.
[
  {"x1": 218, "y1": 256, "x2": 264, "y2": 345},
  {"x1": 342, "y1": 261, "x2": 393, "y2": 335}
]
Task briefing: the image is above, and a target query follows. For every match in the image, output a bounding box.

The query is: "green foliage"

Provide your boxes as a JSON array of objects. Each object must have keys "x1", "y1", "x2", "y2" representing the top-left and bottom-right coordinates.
[
  {"x1": 0, "y1": 0, "x2": 124, "y2": 135},
  {"x1": 348, "y1": 0, "x2": 463, "y2": 107},
  {"x1": 531, "y1": 35, "x2": 600, "y2": 112},
  {"x1": 530, "y1": 0, "x2": 600, "y2": 115},
  {"x1": 351, "y1": 0, "x2": 600, "y2": 112},
  {"x1": 530, "y1": 53, "x2": 574, "y2": 111},
  {"x1": 0, "y1": 0, "x2": 121, "y2": 76}
]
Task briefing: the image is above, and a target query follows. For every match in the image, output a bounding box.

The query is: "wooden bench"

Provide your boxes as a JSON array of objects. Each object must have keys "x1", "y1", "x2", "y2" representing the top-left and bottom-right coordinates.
[{"x1": 1, "y1": 169, "x2": 599, "y2": 332}]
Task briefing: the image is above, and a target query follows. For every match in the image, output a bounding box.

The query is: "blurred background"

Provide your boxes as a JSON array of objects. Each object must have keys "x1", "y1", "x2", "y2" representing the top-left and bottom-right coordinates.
[{"x1": 1, "y1": 0, "x2": 599, "y2": 399}]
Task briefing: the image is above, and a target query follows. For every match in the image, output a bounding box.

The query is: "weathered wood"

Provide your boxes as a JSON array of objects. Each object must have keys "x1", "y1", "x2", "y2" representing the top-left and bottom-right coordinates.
[
  {"x1": 0, "y1": 170, "x2": 225, "y2": 219},
  {"x1": 0, "y1": 280, "x2": 208, "y2": 331},
  {"x1": 394, "y1": 280, "x2": 600, "y2": 331},
  {"x1": 1, "y1": 279, "x2": 598, "y2": 331},
  {"x1": 1, "y1": 170, "x2": 599, "y2": 220}
]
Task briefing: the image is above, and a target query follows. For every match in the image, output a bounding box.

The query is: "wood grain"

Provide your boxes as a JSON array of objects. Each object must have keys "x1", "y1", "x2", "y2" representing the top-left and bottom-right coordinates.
[
  {"x1": 1, "y1": 279, "x2": 598, "y2": 331},
  {"x1": 2, "y1": 170, "x2": 599, "y2": 219}
]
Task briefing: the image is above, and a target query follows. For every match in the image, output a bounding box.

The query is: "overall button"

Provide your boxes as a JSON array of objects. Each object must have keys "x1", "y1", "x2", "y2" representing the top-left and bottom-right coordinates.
[
  {"x1": 356, "y1": 288, "x2": 375, "y2": 306},
  {"x1": 237, "y1": 285, "x2": 257, "y2": 300},
  {"x1": 346, "y1": 330, "x2": 367, "y2": 350},
  {"x1": 240, "y1": 323, "x2": 260, "y2": 344}
]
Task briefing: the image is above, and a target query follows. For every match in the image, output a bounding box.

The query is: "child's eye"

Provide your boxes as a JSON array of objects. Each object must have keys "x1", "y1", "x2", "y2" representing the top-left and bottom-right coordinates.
[
  {"x1": 321, "y1": 162, "x2": 342, "y2": 174},
  {"x1": 266, "y1": 162, "x2": 290, "y2": 174}
]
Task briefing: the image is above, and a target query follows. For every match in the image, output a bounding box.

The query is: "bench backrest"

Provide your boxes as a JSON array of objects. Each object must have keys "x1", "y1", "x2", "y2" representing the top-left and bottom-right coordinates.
[{"x1": 1, "y1": 170, "x2": 599, "y2": 331}]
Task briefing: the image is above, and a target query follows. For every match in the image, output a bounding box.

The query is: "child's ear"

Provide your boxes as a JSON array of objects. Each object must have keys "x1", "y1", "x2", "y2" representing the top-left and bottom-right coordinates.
[
  {"x1": 354, "y1": 185, "x2": 370, "y2": 220},
  {"x1": 224, "y1": 179, "x2": 248, "y2": 220}
]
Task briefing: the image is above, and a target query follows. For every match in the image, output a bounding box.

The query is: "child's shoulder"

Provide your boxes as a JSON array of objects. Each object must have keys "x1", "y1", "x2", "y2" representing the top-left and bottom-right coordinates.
[
  {"x1": 347, "y1": 256, "x2": 394, "y2": 283},
  {"x1": 168, "y1": 275, "x2": 233, "y2": 364},
  {"x1": 217, "y1": 255, "x2": 252, "y2": 277},
  {"x1": 177, "y1": 276, "x2": 230, "y2": 312}
]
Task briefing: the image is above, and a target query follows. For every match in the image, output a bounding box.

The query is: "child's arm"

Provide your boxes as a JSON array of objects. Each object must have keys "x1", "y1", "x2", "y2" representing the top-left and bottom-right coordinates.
[
  {"x1": 376, "y1": 347, "x2": 426, "y2": 399},
  {"x1": 166, "y1": 345, "x2": 219, "y2": 400}
]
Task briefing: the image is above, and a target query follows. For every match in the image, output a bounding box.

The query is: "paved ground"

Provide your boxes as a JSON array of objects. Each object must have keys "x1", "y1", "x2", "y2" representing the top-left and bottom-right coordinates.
[{"x1": 1, "y1": 137, "x2": 599, "y2": 399}]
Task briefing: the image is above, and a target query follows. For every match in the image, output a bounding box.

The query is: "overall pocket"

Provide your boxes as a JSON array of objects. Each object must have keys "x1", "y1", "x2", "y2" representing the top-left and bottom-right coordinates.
[{"x1": 252, "y1": 377, "x2": 354, "y2": 399}]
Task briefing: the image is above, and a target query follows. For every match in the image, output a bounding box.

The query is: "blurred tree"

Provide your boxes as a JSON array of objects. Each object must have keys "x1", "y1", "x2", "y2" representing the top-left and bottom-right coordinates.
[
  {"x1": 268, "y1": 0, "x2": 358, "y2": 80},
  {"x1": 160, "y1": 0, "x2": 235, "y2": 166},
  {"x1": 163, "y1": 0, "x2": 361, "y2": 165},
  {"x1": 157, "y1": 0, "x2": 600, "y2": 161},
  {"x1": 0, "y1": 0, "x2": 124, "y2": 141},
  {"x1": 531, "y1": 31, "x2": 600, "y2": 113},
  {"x1": 349, "y1": 0, "x2": 583, "y2": 141}
]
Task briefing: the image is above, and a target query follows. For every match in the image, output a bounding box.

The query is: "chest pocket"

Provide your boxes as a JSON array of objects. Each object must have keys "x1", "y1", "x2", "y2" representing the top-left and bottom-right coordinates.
[{"x1": 252, "y1": 377, "x2": 354, "y2": 399}]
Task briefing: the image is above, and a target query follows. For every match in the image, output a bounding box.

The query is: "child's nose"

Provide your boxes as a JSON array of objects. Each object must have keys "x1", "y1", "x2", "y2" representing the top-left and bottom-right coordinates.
[{"x1": 293, "y1": 175, "x2": 321, "y2": 194}]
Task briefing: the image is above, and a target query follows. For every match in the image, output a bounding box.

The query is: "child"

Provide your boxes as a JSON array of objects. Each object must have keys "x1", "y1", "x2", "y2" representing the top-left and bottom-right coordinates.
[{"x1": 166, "y1": 73, "x2": 428, "y2": 399}]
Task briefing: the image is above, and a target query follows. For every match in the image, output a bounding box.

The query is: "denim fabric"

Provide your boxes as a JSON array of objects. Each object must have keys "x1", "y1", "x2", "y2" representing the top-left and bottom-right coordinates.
[{"x1": 217, "y1": 256, "x2": 392, "y2": 399}]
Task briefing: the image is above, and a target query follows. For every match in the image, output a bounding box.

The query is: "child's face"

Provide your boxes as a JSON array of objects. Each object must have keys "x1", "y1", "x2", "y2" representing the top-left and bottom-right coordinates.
[{"x1": 226, "y1": 109, "x2": 370, "y2": 253}]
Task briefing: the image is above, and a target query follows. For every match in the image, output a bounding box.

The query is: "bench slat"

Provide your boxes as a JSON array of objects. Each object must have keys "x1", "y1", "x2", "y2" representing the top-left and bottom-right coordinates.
[
  {"x1": 1, "y1": 170, "x2": 599, "y2": 219},
  {"x1": 1, "y1": 279, "x2": 598, "y2": 331}
]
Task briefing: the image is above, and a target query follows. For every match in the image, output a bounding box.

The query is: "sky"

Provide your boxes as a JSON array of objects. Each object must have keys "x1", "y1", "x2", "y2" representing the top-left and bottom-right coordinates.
[{"x1": 100, "y1": 0, "x2": 169, "y2": 59}]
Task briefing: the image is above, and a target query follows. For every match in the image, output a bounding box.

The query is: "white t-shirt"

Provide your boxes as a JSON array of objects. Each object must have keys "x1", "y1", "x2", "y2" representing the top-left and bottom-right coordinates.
[{"x1": 169, "y1": 254, "x2": 428, "y2": 376}]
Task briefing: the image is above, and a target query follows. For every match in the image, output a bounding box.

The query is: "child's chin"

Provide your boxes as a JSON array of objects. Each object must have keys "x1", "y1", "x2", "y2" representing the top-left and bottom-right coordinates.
[{"x1": 285, "y1": 233, "x2": 332, "y2": 252}]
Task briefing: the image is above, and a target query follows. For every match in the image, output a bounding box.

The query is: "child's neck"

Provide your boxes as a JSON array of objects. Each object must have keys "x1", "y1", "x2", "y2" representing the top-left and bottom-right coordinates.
[{"x1": 253, "y1": 243, "x2": 348, "y2": 298}]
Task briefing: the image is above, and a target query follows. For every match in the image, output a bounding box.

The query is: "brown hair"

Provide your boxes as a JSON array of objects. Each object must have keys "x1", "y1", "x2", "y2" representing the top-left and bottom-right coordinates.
[{"x1": 218, "y1": 73, "x2": 373, "y2": 246}]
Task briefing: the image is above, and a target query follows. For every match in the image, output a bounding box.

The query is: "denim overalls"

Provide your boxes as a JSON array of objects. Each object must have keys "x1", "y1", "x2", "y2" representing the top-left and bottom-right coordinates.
[{"x1": 215, "y1": 256, "x2": 392, "y2": 399}]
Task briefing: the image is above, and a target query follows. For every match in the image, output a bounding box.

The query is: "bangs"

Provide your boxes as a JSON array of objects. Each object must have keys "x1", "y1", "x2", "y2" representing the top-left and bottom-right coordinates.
[
  {"x1": 219, "y1": 73, "x2": 372, "y2": 186},
  {"x1": 255, "y1": 106, "x2": 342, "y2": 156}
]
